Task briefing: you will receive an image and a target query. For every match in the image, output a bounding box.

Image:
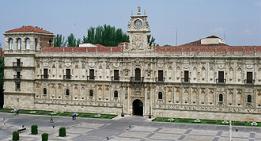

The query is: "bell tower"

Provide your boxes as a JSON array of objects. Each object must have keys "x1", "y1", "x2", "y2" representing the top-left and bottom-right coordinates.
[{"x1": 127, "y1": 7, "x2": 151, "y2": 52}]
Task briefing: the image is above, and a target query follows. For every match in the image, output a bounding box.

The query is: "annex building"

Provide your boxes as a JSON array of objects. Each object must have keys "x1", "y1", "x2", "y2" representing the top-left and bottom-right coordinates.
[{"x1": 3, "y1": 8, "x2": 261, "y2": 121}]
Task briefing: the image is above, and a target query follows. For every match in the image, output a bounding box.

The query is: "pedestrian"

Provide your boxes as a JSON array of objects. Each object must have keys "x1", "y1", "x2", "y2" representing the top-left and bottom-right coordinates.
[
  {"x1": 3, "y1": 117, "x2": 5, "y2": 126},
  {"x1": 72, "y1": 113, "x2": 77, "y2": 120},
  {"x1": 50, "y1": 116, "x2": 54, "y2": 123}
]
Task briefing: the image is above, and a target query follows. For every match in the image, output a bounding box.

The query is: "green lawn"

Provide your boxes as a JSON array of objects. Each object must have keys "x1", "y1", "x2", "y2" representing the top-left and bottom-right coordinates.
[
  {"x1": 0, "y1": 108, "x2": 117, "y2": 119},
  {"x1": 153, "y1": 117, "x2": 261, "y2": 127}
]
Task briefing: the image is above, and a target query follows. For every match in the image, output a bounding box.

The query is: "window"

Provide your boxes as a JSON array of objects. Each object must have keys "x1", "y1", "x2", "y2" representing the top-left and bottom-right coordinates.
[
  {"x1": 16, "y1": 72, "x2": 21, "y2": 79},
  {"x1": 17, "y1": 59, "x2": 21, "y2": 67},
  {"x1": 35, "y1": 38, "x2": 38, "y2": 49},
  {"x1": 15, "y1": 82, "x2": 20, "y2": 91},
  {"x1": 8, "y1": 38, "x2": 13, "y2": 50},
  {"x1": 158, "y1": 92, "x2": 163, "y2": 100},
  {"x1": 114, "y1": 91, "x2": 118, "y2": 98},
  {"x1": 158, "y1": 70, "x2": 164, "y2": 81},
  {"x1": 218, "y1": 71, "x2": 225, "y2": 83},
  {"x1": 114, "y1": 70, "x2": 119, "y2": 80},
  {"x1": 246, "y1": 72, "x2": 253, "y2": 84},
  {"x1": 17, "y1": 38, "x2": 21, "y2": 50},
  {"x1": 43, "y1": 88, "x2": 47, "y2": 95},
  {"x1": 89, "y1": 90, "x2": 93, "y2": 97},
  {"x1": 66, "y1": 69, "x2": 71, "y2": 79},
  {"x1": 49, "y1": 39, "x2": 52, "y2": 46},
  {"x1": 25, "y1": 38, "x2": 30, "y2": 49},
  {"x1": 135, "y1": 68, "x2": 141, "y2": 81},
  {"x1": 65, "y1": 89, "x2": 70, "y2": 96},
  {"x1": 247, "y1": 95, "x2": 252, "y2": 103},
  {"x1": 184, "y1": 70, "x2": 189, "y2": 82},
  {"x1": 89, "y1": 69, "x2": 94, "y2": 80},
  {"x1": 43, "y1": 68, "x2": 48, "y2": 79},
  {"x1": 219, "y1": 94, "x2": 223, "y2": 102}
]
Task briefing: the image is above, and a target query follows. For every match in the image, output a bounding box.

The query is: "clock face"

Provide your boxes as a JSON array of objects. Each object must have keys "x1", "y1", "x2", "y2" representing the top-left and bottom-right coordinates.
[{"x1": 134, "y1": 19, "x2": 143, "y2": 29}]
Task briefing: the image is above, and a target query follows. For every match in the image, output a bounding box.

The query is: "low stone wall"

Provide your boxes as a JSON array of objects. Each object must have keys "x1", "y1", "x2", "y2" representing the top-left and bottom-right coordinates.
[
  {"x1": 34, "y1": 103, "x2": 122, "y2": 115},
  {"x1": 153, "y1": 109, "x2": 261, "y2": 122},
  {"x1": 4, "y1": 94, "x2": 35, "y2": 109}
]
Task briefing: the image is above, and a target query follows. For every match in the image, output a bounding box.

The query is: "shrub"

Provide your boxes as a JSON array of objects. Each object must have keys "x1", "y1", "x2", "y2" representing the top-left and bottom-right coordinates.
[
  {"x1": 59, "y1": 127, "x2": 66, "y2": 137},
  {"x1": 31, "y1": 125, "x2": 38, "y2": 135},
  {"x1": 12, "y1": 131, "x2": 19, "y2": 141},
  {"x1": 42, "y1": 133, "x2": 48, "y2": 141}
]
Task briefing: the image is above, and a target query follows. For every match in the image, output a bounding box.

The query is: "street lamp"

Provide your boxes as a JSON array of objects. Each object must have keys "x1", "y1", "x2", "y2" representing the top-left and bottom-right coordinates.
[{"x1": 229, "y1": 120, "x2": 232, "y2": 141}]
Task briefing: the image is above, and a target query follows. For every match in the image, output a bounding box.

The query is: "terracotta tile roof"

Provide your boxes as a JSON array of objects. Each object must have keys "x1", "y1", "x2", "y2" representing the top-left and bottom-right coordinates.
[
  {"x1": 41, "y1": 43, "x2": 261, "y2": 55},
  {"x1": 41, "y1": 44, "x2": 123, "y2": 53},
  {"x1": 179, "y1": 35, "x2": 227, "y2": 46},
  {"x1": 5, "y1": 26, "x2": 53, "y2": 34},
  {"x1": 155, "y1": 45, "x2": 261, "y2": 54}
]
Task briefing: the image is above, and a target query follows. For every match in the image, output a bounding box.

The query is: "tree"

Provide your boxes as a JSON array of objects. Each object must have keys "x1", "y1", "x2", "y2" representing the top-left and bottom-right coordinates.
[
  {"x1": 147, "y1": 35, "x2": 156, "y2": 46},
  {"x1": 67, "y1": 33, "x2": 80, "y2": 47},
  {"x1": 0, "y1": 57, "x2": 4, "y2": 108},
  {"x1": 54, "y1": 34, "x2": 66, "y2": 47},
  {"x1": 83, "y1": 25, "x2": 129, "y2": 46}
]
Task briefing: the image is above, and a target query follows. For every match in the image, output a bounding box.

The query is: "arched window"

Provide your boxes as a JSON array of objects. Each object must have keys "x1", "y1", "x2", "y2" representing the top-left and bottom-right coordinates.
[
  {"x1": 8, "y1": 38, "x2": 13, "y2": 50},
  {"x1": 158, "y1": 92, "x2": 163, "y2": 100},
  {"x1": 247, "y1": 95, "x2": 252, "y2": 103},
  {"x1": 17, "y1": 38, "x2": 21, "y2": 50},
  {"x1": 49, "y1": 39, "x2": 52, "y2": 46},
  {"x1": 43, "y1": 88, "x2": 47, "y2": 95},
  {"x1": 114, "y1": 91, "x2": 118, "y2": 98},
  {"x1": 89, "y1": 90, "x2": 93, "y2": 97},
  {"x1": 65, "y1": 89, "x2": 70, "y2": 96},
  {"x1": 25, "y1": 38, "x2": 30, "y2": 49},
  {"x1": 219, "y1": 94, "x2": 223, "y2": 102}
]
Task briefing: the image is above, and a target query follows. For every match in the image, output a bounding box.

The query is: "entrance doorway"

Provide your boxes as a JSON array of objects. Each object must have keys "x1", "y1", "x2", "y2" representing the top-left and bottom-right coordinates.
[{"x1": 132, "y1": 99, "x2": 143, "y2": 116}]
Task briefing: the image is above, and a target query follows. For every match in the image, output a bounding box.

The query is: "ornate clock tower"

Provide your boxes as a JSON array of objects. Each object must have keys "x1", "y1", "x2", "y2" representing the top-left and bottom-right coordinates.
[{"x1": 127, "y1": 7, "x2": 151, "y2": 52}]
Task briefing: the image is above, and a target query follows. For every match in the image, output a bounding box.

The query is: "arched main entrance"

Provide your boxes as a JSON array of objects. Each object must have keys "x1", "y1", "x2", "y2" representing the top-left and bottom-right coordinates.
[{"x1": 132, "y1": 99, "x2": 143, "y2": 116}]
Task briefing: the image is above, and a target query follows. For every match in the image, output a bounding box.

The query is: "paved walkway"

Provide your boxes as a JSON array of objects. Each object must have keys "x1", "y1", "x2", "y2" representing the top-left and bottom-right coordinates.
[{"x1": 0, "y1": 113, "x2": 260, "y2": 141}]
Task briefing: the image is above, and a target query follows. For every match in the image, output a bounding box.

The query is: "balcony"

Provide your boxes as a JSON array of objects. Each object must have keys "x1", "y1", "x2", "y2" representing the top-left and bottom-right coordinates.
[
  {"x1": 181, "y1": 78, "x2": 190, "y2": 83},
  {"x1": 63, "y1": 75, "x2": 71, "y2": 80},
  {"x1": 13, "y1": 62, "x2": 23, "y2": 67},
  {"x1": 155, "y1": 77, "x2": 165, "y2": 83},
  {"x1": 111, "y1": 76, "x2": 120, "y2": 81},
  {"x1": 14, "y1": 75, "x2": 22, "y2": 79},
  {"x1": 244, "y1": 79, "x2": 255, "y2": 85},
  {"x1": 12, "y1": 62, "x2": 23, "y2": 71},
  {"x1": 87, "y1": 76, "x2": 95, "y2": 81},
  {"x1": 15, "y1": 88, "x2": 21, "y2": 91},
  {"x1": 41, "y1": 75, "x2": 49, "y2": 79},
  {"x1": 14, "y1": 75, "x2": 22, "y2": 83},
  {"x1": 246, "y1": 102, "x2": 252, "y2": 106},
  {"x1": 130, "y1": 77, "x2": 144, "y2": 85},
  {"x1": 216, "y1": 79, "x2": 226, "y2": 84}
]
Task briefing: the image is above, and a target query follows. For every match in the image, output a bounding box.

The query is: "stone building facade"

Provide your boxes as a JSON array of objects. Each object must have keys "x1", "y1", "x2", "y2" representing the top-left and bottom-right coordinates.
[{"x1": 3, "y1": 8, "x2": 261, "y2": 121}]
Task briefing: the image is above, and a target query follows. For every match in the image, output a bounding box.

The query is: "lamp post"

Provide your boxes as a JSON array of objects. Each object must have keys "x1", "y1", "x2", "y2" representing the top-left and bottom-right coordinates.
[{"x1": 229, "y1": 120, "x2": 232, "y2": 141}]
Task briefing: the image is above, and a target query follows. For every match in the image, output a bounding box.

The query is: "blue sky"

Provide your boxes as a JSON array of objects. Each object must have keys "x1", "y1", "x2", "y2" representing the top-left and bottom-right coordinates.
[{"x1": 1, "y1": 0, "x2": 261, "y2": 46}]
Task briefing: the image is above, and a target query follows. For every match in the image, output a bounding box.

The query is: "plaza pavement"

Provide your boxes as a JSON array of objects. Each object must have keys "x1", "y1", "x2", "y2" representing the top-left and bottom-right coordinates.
[{"x1": 0, "y1": 112, "x2": 260, "y2": 141}]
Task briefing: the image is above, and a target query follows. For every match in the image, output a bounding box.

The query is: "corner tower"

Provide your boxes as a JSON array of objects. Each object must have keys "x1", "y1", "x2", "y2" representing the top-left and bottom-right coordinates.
[
  {"x1": 3, "y1": 26, "x2": 53, "y2": 109},
  {"x1": 127, "y1": 7, "x2": 151, "y2": 52}
]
